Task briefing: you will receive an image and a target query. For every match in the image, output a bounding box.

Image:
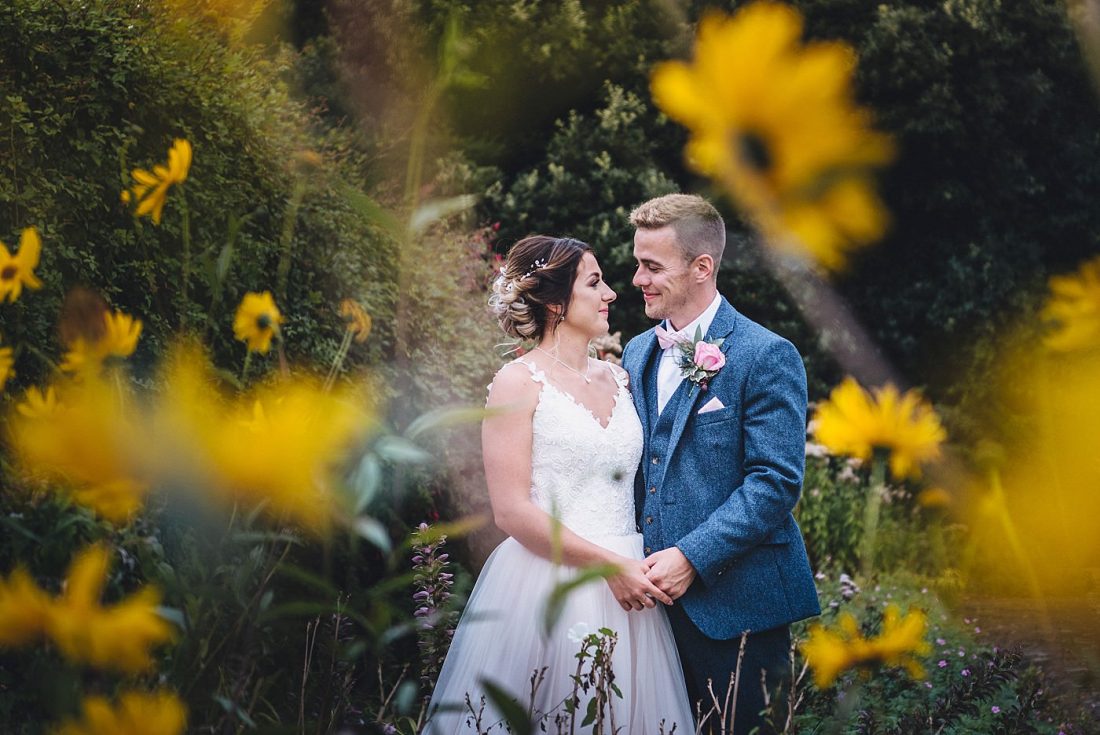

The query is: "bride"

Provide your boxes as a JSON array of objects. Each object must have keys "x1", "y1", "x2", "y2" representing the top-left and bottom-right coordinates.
[{"x1": 425, "y1": 236, "x2": 693, "y2": 733}]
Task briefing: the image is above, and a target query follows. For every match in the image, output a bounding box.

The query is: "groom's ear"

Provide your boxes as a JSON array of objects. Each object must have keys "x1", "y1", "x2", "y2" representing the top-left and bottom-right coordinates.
[{"x1": 691, "y1": 254, "x2": 716, "y2": 283}]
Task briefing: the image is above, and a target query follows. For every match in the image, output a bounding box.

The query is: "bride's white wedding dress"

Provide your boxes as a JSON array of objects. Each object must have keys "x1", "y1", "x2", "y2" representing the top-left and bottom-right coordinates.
[{"x1": 425, "y1": 359, "x2": 694, "y2": 734}]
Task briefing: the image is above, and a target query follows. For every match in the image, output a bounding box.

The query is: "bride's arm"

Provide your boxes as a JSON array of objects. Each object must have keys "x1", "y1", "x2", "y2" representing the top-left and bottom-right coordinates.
[{"x1": 483, "y1": 365, "x2": 672, "y2": 611}]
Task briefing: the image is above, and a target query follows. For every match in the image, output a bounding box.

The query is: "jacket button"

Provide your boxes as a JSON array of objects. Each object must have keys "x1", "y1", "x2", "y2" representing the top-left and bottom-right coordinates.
[
  {"x1": 645, "y1": 516, "x2": 653, "y2": 524},
  {"x1": 649, "y1": 486, "x2": 656, "y2": 494},
  {"x1": 644, "y1": 547, "x2": 652, "y2": 554},
  {"x1": 651, "y1": 456, "x2": 659, "y2": 464}
]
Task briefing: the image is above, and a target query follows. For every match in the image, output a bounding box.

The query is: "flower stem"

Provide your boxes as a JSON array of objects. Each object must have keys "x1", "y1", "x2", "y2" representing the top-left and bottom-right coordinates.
[
  {"x1": 180, "y1": 190, "x2": 192, "y2": 330},
  {"x1": 241, "y1": 350, "x2": 252, "y2": 383},
  {"x1": 276, "y1": 179, "x2": 307, "y2": 307},
  {"x1": 860, "y1": 451, "x2": 888, "y2": 580},
  {"x1": 324, "y1": 329, "x2": 354, "y2": 393}
]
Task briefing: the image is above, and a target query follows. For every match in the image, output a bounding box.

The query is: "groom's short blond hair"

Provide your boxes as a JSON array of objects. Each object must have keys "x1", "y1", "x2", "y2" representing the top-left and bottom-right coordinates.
[{"x1": 629, "y1": 194, "x2": 725, "y2": 274}]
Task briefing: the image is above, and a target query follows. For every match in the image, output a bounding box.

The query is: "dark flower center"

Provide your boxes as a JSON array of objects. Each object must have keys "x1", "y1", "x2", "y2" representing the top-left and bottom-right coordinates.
[
  {"x1": 0, "y1": 265, "x2": 17, "y2": 281},
  {"x1": 256, "y1": 314, "x2": 272, "y2": 330},
  {"x1": 738, "y1": 131, "x2": 772, "y2": 173}
]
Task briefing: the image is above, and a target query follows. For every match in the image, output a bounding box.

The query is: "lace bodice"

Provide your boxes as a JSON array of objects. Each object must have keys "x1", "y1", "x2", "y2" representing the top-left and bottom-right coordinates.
[{"x1": 496, "y1": 359, "x2": 644, "y2": 541}]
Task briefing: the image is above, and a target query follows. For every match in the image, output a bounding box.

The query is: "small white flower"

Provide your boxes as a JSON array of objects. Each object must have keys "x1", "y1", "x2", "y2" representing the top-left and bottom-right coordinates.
[{"x1": 567, "y1": 622, "x2": 590, "y2": 644}]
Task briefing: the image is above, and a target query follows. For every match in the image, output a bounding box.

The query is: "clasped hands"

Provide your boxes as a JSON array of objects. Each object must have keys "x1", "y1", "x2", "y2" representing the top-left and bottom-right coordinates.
[{"x1": 606, "y1": 547, "x2": 697, "y2": 612}]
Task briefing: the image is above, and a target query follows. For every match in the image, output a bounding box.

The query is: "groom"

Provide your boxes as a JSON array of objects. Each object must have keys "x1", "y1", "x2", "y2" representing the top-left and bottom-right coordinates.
[{"x1": 621, "y1": 194, "x2": 820, "y2": 734}]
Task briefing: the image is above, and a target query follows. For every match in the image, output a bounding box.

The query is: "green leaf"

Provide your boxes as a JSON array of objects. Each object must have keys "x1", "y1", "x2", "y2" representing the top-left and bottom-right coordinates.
[
  {"x1": 341, "y1": 185, "x2": 403, "y2": 238},
  {"x1": 394, "y1": 680, "x2": 419, "y2": 715},
  {"x1": 349, "y1": 453, "x2": 382, "y2": 513},
  {"x1": 541, "y1": 564, "x2": 618, "y2": 637},
  {"x1": 404, "y1": 515, "x2": 488, "y2": 548},
  {"x1": 374, "y1": 435, "x2": 433, "y2": 465},
  {"x1": 274, "y1": 563, "x2": 340, "y2": 597},
  {"x1": 352, "y1": 515, "x2": 392, "y2": 553},
  {"x1": 404, "y1": 405, "x2": 493, "y2": 440},
  {"x1": 156, "y1": 606, "x2": 187, "y2": 632},
  {"x1": 581, "y1": 696, "x2": 599, "y2": 727},
  {"x1": 0, "y1": 515, "x2": 41, "y2": 543},
  {"x1": 214, "y1": 696, "x2": 257, "y2": 727},
  {"x1": 481, "y1": 678, "x2": 533, "y2": 735},
  {"x1": 407, "y1": 195, "x2": 478, "y2": 236}
]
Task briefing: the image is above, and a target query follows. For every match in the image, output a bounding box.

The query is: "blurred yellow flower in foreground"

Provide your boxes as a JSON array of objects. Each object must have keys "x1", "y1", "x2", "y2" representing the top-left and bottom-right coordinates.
[
  {"x1": 801, "y1": 605, "x2": 930, "y2": 688},
  {"x1": 234, "y1": 291, "x2": 283, "y2": 353},
  {"x1": 0, "y1": 546, "x2": 175, "y2": 672},
  {"x1": 157, "y1": 347, "x2": 371, "y2": 533},
  {"x1": 8, "y1": 377, "x2": 149, "y2": 522},
  {"x1": 53, "y1": 690, "x2": 186, "y2": 735},
  {"x1": 813, "y1": 377, "x2": 945, "y2": 480},
  {"x1": 916, "y1": 486, "x2": 952, "y2": 509},
  {"x1": 17, "y1": 385, "x2": 61, "y2": 419},
  {"x1": 340, "y1": 298, "x2": 373, "y2": 343},
  {"x1": 0, "y1": 227, "x2": 44, "y2": 303},
  {"x1": 651, "y1": 3, "x2": 893, "y2": 270},
  {"x1": 122, "y1": 139, "x2": 192, "y2": 225},
  {"x1": 48, "y1": 545, "x2": 176, "y2": 673},
  {"x1": 60, "y1": 309, "x2": 143, "y2": 375},
  {"x1": 972, "y1": 346, "x2": 1100, "y2": 593},
  {"x1": 1042, "y1": 254, "x2": 1100, "y2": 352},
  {"x1": 0, "y1": 568, "x2": 53, "y2": 646},
  {"x1": 0, "y1": 345, "x2": 13, "y2": 392}
]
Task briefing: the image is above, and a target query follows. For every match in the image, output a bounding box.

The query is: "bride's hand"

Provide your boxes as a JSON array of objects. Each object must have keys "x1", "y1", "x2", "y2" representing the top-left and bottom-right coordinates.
[{"x1": 605, "y1": 556, "x2": 674, "y2": 611}]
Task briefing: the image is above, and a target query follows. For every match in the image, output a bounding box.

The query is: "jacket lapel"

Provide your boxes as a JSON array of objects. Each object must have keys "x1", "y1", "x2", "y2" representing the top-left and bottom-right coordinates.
[
  {"x1": 627, "y1": 329, "x2": 660, "y2": 440},
  {"x1": 661, "y1": 298, "x2": 742, "y2": 465}
]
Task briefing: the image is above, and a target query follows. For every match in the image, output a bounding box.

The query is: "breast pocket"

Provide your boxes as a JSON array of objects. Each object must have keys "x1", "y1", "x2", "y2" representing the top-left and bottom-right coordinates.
[{"x1": 694, "y1": 405, "x2": 736, "y2": 426}]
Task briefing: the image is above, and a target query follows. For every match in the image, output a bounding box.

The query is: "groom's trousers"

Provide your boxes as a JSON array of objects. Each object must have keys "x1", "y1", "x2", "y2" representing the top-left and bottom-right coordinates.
[{"x1": 666, "y1": 602, "x2": 791, "y2": 735}]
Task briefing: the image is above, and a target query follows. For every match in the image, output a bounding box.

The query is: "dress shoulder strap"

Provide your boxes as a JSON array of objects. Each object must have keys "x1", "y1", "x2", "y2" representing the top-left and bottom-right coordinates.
[
  {"x1": 605, "y1": 361, "x2": 629, "y2": 391},
  {"x1": 486, "y1": 358, "x2": 549, "y2": 397}
]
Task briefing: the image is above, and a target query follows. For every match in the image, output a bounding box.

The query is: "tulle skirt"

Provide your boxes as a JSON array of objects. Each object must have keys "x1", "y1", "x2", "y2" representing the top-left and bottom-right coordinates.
[{"x1": 424, "y1": 534, "x2": 694, "y2": 734}]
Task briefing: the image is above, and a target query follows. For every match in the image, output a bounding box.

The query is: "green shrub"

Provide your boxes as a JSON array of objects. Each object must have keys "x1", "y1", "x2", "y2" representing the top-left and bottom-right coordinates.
[{"x1": 0, "y1": 0, "x2": 391, "y2": 386}]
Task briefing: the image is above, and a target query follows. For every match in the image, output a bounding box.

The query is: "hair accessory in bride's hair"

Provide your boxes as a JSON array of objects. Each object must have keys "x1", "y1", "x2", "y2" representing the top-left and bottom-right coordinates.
[{"x1": 520, "y1": 258, "x2": 548, "y2": 281}]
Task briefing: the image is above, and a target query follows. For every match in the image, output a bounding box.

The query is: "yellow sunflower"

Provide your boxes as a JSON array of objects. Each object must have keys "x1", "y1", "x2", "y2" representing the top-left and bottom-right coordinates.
[
  {"x1": 0, "y1": 345, "x2": 14, "y2": 393},
  {"x1": 16, "y1": 386, "x2": 61, "y2": 419},
  {"x1": 651, "y1": 3, "x2": 894, "y2": 269},
  {"x1": 47, "y1": 546, "x2": 175, "y2": 673},
  {"x1": 8, "y1": 376, "x2": 149, "y2": 522},
  {"x1": 812, "y1": 377, "x2": 945, "y2": 479},
  {"x1": 53, "y1": 690, "x2": 186, "y2": 735},
  {"x1": 801, "y1": 605, "x2": 930, "y2": 688},
  {"x1": 0, "y1": 227, "x2": 44, "y2": 303},
  {"x1": 0, "y1": 567, "x2": 53, "y2": 647},
  {"x1": 339, "y1": 298, "x2": 373, "y2": 343},
  {"x1": 156, "y1": 348, "x2": 371, "y2": 534},
  {"x1": 122, "y1": 139, "x2": 192, "y2": 225},
  {"x1": 59, "y1": 309, "x2": 143, "y2": 374},
  {"x1": 1042, "y1": 254, "x2": 1100, "y2": 352},
  {"x1": 233, "y1": 291, "x2": 283, "y2": 353}
]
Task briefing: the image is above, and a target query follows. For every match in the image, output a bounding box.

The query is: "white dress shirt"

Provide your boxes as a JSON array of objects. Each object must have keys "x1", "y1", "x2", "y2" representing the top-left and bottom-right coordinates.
[{"x1": 656, "y1": 292, "x2": 722, "y2": 414}]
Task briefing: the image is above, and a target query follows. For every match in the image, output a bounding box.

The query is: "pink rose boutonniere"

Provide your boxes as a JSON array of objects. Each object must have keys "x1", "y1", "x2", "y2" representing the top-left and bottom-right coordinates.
[{"x1": 673, "y1": 326, "x2": 726, "y2": 391}]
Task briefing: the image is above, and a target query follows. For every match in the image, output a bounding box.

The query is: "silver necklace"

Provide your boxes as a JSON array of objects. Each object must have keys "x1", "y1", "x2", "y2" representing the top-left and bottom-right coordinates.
[{"x1": 534, "y1": 347, "x2": 592, "y2": 384}]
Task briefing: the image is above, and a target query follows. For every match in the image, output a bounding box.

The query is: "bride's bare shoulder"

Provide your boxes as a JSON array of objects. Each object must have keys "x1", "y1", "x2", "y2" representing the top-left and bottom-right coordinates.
[{"x1": 486, "y1": 359, "x2": 541, "y2": 408}]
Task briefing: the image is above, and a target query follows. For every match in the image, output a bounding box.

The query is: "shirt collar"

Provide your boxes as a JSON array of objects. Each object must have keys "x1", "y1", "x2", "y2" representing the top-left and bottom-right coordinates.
[{"x1": 662, "y1": 292, "x2": 722, "y2": 347}]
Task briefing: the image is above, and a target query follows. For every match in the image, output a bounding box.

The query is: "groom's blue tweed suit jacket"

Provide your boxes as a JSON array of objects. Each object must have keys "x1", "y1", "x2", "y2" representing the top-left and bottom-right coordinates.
[{"x1": 622, "y1": 296, "x2": 820, "y2": 640}]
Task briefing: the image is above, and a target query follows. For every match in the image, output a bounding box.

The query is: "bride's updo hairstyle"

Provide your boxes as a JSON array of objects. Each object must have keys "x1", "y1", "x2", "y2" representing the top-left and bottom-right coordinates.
[{"x1": 489, "y1": 235, "x2": 593, "y2": 341}]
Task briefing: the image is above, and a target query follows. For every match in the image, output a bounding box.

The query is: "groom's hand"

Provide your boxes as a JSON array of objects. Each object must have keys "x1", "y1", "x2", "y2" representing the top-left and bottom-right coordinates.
[
  {"x1": 606, "y1": 557, "x2": 675, "y2": 611},
  {"x1": 644, "y1": 547, "x2": 696, "y2": 601}
]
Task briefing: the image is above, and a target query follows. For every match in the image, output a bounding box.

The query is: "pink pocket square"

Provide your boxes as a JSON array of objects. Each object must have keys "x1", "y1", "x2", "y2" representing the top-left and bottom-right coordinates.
[{"x1": 698, "y1": 396, "x2": 725, "y2": 414}]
